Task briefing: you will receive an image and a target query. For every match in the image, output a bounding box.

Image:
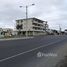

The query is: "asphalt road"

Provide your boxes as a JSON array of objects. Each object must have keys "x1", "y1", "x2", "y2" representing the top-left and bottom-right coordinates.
[{"x1": 0, "y1": 35, "x2": 67, "y2": 67}]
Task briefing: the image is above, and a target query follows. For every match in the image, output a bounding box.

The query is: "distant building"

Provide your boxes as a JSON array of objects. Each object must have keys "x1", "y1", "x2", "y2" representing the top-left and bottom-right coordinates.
[
  {"x1": 1, "y1": 28, "x2": 13, "y2": 37},
  {"x1": 64, "y1": 29, "x2": 67, "y2": 35},
  {"x1": 16, "y1": 17, "x2": 48, "y2": 36},
  {"x1": 46, "y1": 29, "x2": 53, "y2": 35}
]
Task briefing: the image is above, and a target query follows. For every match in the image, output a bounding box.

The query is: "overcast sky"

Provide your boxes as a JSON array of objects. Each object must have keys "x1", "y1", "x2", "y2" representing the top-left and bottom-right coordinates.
[{"x1": 0, "y1": 0, "x2": 67, "y2": 30}]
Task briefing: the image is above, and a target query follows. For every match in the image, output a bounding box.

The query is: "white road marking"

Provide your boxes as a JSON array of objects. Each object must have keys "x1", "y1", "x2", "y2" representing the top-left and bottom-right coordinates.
[{"x1": 0, "y1": 37, "x2": 66, "y2": 62}]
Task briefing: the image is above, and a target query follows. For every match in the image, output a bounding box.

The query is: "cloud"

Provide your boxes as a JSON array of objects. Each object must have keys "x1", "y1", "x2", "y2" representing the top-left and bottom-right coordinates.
[{"x1": 0, "y1": 0, "x2": 67, "y2": 30}]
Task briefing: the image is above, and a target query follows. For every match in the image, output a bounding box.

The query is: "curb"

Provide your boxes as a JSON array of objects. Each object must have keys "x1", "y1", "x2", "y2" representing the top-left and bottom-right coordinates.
[{"x1": 0, "y1": 37, "x2": 34, "y2": 41}]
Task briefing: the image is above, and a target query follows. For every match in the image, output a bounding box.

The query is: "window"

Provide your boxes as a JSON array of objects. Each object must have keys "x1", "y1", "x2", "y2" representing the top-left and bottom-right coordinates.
[
  {"x1": 21, "y1": 20, "x2": 23, "y2": 22},
  {"x1": 16, "y1": 25, "x2": 23, "y2": 29},
  {"x1": 17, "y1": 20, "x2": 19, "y2": 23}
]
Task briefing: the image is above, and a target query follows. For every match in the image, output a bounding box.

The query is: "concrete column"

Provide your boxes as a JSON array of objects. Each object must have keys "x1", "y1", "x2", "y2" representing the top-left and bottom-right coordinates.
[{"x1": 33, "y1": 31, "x2": 34, "y2": 36}]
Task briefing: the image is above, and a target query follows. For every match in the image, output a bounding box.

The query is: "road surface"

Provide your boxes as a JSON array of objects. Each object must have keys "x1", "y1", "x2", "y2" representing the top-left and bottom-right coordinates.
[{"x1": 0, "y1": 35, "x2": 67, "y2": 67}]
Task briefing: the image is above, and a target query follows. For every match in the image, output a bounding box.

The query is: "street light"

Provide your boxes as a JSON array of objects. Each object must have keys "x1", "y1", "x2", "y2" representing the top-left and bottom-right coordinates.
[{"x1": 19, "y1": 4, "x2": 35, "y2": 37}]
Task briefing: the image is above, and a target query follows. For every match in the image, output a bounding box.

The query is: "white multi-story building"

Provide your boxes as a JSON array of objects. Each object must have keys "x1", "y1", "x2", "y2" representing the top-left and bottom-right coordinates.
[{"x1": 16, "y1": 18, "x2": 48, "y2": 36}]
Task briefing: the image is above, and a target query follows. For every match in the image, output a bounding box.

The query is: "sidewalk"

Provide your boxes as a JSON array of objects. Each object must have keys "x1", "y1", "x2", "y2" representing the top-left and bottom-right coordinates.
[{"x1": 0, "y1": 37, "x2": 34, "y2": 41}]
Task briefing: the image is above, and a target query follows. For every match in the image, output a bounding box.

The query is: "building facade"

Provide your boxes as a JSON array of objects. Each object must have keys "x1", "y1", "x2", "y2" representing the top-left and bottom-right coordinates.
[
  {"x1": 16, "y1": 18, "x2": 48, "y2": 36},
  {"x1": 0, "y1": 28, "x2": 4, "y2": 38}
]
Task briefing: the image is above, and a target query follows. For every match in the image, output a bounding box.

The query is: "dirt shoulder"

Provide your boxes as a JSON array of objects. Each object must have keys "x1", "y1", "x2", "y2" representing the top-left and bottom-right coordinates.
[{"x1": 55, "y1": 42, "x2": 67, "y2": 67}]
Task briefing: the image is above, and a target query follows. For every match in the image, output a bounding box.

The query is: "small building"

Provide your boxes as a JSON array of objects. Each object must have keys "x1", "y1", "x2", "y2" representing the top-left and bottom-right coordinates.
[
  {"x1": 16, "y1": 18, "x2": 48, "y2": 36},
  {"x1": 2, "y1": 28, "x2": 13, "y2": 37},
  {"x1": 11, "y1": 30, "x2": 17, "y2": 36}
]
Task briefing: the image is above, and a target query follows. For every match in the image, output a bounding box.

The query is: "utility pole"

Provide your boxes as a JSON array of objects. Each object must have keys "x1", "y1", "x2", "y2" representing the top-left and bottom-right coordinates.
[{"x1": 59, "y1": 25, "x2": 61, "y2": 35}]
